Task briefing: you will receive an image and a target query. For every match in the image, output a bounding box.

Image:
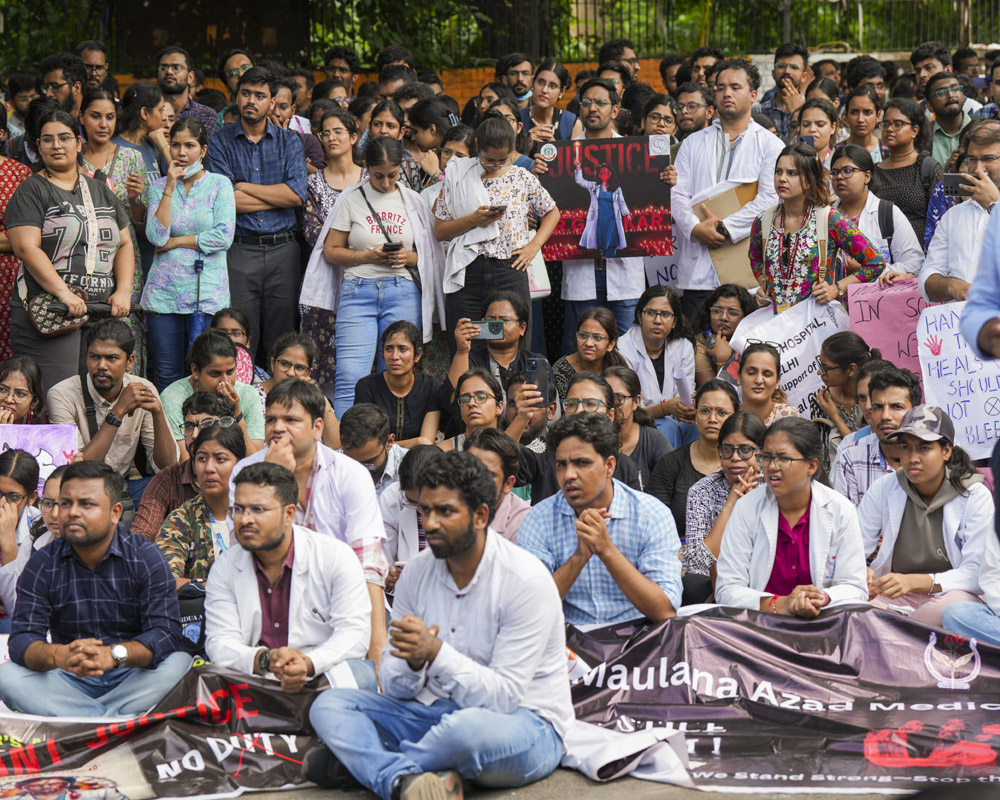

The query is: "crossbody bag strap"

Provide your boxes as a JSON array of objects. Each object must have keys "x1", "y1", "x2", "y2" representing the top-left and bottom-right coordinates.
[
  {"x1": 80, "y1": 373, "x2": 100, "y2": 439},
  {"x1": 815, "y1": 205, "x2": 830, "y2": 284},
  {"x1": 78, "y1": 174, "x2": 100, "y2": 281},
  {"x1": 359, "y1": 186, "x2": 393, "y2": 243}
]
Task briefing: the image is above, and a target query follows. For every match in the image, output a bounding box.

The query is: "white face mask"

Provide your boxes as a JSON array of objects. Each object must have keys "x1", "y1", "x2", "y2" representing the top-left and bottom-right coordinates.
[{"x1": 183, "y1": 159, "x2": 203, "y2": 178}]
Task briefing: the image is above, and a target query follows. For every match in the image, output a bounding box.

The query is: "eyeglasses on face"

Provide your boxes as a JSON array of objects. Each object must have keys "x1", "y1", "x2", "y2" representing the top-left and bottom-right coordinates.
[
  {"x1": 0, "y1": 491, "x2": 26, "y2": 504},
  {"x1": 225, "y1": 64, "x2": 253, "y2": 79},
  {"x1": 677, "y1": 102, "x2": 707, "y2": 113},
  {"x1": 719, "y1": 443, "x2": 758, "y2": 460},
  {"x1": 485, "y1": 316, "x2": 518, "y2": 325},
  {"x1": 39, "y1": 498, "x2": 58, "y2": 512},
  {"x1": 613, "y1": 393, "x2": 636, "y2": 407},
  {"x1": 228, "y1": 504, "x2": 283, "y2": 519},
  {"x1": 830, "y1": 166, "x2": 863, "y2": 179},
  {"x1": 697, "y1": 406, "x2": 732, "y2": 419},
  {"x1": 158, "y1": 63, "x2": 186, "y2": 73},
  {"x1": 317, "y1": 128, "x2": 350, "y2": 140},
  {"x1": 579, "y1": 98, "x2": 612, "y2": 108},
  {"x1": 457, "y1": 391, "x2": 497, "y2": 406},
  {"x1": 183, "y1": 416, "x2": 238, "y2": 433},
  {"x1": 564, "y1": 397, "x2": 608, "y2": 413},
  {"x1": 275, "y1": 357, "x2": 311, "y2": 376},
  {"x1": 815, "y1": 357, "x2": 844, "y2": 375},
  {"x1": 85, "y1": 64, "x2": 108, "y2": 74},
  {"x1": 964, "y1": 155, "x2": 1000, "y2": 167},
  {"x1": 641, "y1": 308, "x2": 675, "y2": 320},
  {"x1": 0, "y1": 384, "x2": 32, "y2": 401},
  {"x1": 931, "y1": 85, "x2": 962, "y2": 99},
  {"x1": 709, "y1": 306, "x2": 742, "y2": 319},
  {"x1": 756, "y1": 453, "x2": 811, "y2": 470},
  {"x1": 645, "y1": 112, "x2": 675, "y2": 125},
  {"x1": 879, "y1": 119, "x2": 913, "y2": 131},
  {"x1": 576, "y1": 330, "x2": 609, "y2": 343}
]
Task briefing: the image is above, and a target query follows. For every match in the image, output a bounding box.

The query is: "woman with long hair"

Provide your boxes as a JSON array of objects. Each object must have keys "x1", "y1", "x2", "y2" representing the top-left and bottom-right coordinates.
[
  {"x1": 0, "y1": 107, "x2": 32, "y2": 361},
  {"x1": 795, "y1": 98, "x2": 839, "y2": 168},
  {"x1": 748, "y1": 143, "x2": 884, "y2": 312},
  {"x1": 603, "y1": 365, "x2": 673, "y2": 490},
  {"x1": 552, "y1": 306, "x2": 624, "y2": 400},
  {"x1": 0, "y1": 356, "x2": 45, "y2": 424},
  {"x1": 811, "y1": 331, "x2": 880, "y2": 459},
  {"x1": 210, "y1": 307, "x2": 267, "y2": 387},
  {"x1": 693, "y1": 284, "x2": 756, "y2": 387},
  {"x1": 523, "y1": 60, "x2": 583, "y2": 143},
  {"x1": 575, "y1": 157, "x2": 629, "y2": 259},
  {"x1": 843, "y1": 85, "x2": 887, "y2": 164},
  {"x1": 0, "y1": 449, "x2": 41, "y2": 630},
  {"x1": 439, "y1": 369, "x2": 504, "y2": 452},
  {"x1": 715, "y1": 417, "x2": 868, "y2": 615},
  {"x1": 483, "y1": 99, "x2": 535, "y2": 169},
  {"x1": 113, "y1": 80, "x2": 169, "y2": 182}
]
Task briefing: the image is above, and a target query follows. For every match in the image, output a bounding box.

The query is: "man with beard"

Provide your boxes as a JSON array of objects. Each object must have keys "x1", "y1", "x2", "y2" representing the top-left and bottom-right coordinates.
[
  {"x1": 464, "y1": 427, "x2": 530, "y2": 543},
  {"x1": 518, "y1": 413, "x2": 681, "y2": 626},
  {"x1": 0, "y1": 461, "x2": 190, "y2": 716},
  {"x1": 920, "y1": 120, "x2": 1000, "y2": 301},
  {"x1": 46, "y1": 319, "x2": 177, "y2": 504},
  {"x1": 926, "y1": 72, "x2": 975, "y2": 166},
  {"x1": 690, "y1": 46, "x2": 724, "y2": 88},
  {"x1": 75, "y1": 40, "x2": 110, "y2": 91},
  {"x1": 205, "y1": 462, "x2": 375, "y2": 692},
  {"x1": 501, "y1": 52, "x2": 534, "y2": 109},
  {"x1": 758, "y1": 42, "x2": 809, "y2": 140},
  {"x1": 38, "y1": 52, "x2": 85, "y2": 122},
  {"x1": 207, "y1": 67, "x2": 307, "y2": 363},
  {"x1": 672, "y1": 59, "x2": 784, "y2": 319},
  {"x1": 833, "y1": 368, "x2": 921, "y2": 505},
  {"x1": 229, "y1": 380, "x2": 387, "y2": 668},
  {"x1": 304, "y1": 450, "x2": 573, "y2": 800},
  {"x1": 157, "y1": 46, "x2": 218, "y2": 137},
  {"x1": 674, "y1": 81, "x2": 715, "y2": 143}
]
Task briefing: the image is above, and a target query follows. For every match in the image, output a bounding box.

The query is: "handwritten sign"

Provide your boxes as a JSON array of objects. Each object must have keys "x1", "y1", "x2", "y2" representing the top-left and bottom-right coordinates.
[
  {"x1": 0, "y1": 424, "x2": 78, "y2": 495},
  {"x1": 847, "y1": 278, "x2": 931, "y2": 376},
  {"x1": 730, "y1": 297, "x2": 852, "y2": 415},
  {"x1": 917, "y1": 301, "x2": 1000, "y2": 460}
]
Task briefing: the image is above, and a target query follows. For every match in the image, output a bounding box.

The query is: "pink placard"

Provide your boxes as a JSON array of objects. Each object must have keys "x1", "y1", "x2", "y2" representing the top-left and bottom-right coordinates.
[{"x1": 847, "y1": 278, "x2": 932, "y2": 375}]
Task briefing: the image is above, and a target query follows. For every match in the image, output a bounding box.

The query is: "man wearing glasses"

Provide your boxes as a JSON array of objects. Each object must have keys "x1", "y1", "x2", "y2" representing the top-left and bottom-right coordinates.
[
  {"x1": 157, "y1": 46, "x2": 218, "y2": 137},
  {"x1": 758, "y1": 42, "x2": 810, "y2": 140},
  {"x1": 675, "y1": 81, "x2": 715, "y2": 144},
  {"x1": 920, "y1": 120, "x2": 1000, "y2": 302},
  {"x1": 518, "y1": 413, "x2": 681, "y2": 626},
  {"x1": 38, "y1": 52, "x2": 86, "y2": 121},
  {"x1": 205, "y1": 461, "x2": 375, "y2": 693},
  {"x1": 75, "y1": 40, "x2": 110, "y2": 91},
  {"x1": 323, "y1": 45, "x2": 361, "y2": 92},
  {"x1": 926, "y1": 72, "x2": 974, "y2": 166}
]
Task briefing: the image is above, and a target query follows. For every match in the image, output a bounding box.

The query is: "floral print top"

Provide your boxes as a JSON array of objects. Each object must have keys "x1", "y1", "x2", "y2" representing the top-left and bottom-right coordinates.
[
  {"x1": 435, "y1": 165, "x2": 555, "y2": 259},
  {"x1": 749, "y1": 205, "x2": 884, "y2": 310},
  {"x1": 303, "y1": 168, "x2": 366, "y2": 248}
]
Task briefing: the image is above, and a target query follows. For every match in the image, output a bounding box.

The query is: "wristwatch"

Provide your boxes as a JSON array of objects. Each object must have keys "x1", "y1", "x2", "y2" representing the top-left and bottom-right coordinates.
[
  {"x1": 257, "y1": 648, "x2": 271, "y2": 674},
  {"x1": 110, "y1": 643, "x2": 128, "y2": 670},
  {"x1": 105, "y1": 411, "x2": 123, "y2": 428}
]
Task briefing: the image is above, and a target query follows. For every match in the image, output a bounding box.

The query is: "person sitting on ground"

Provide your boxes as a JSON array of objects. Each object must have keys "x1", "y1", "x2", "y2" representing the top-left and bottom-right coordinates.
[
  {"x1": 692, "y1": 284, "x2": 756, "y2": 388},
  {"x1": 602, "y1": 365, "x2": 673, "y2": 491},
  {"x1": 230, "y1": 379, "x2": 387, "y2": 668},
  {"x1": 0, "y1": 449, "x2": 41, "y2": 630},
  {"x1": 832, "y1": 366, "x2": 921, "y2": 505},
  {"x1": 0, "y1": 461, "x2": 191, "y2": 716},
  {"x1": 682, "y1": 411, "x2": 766, "y2": 605},
  {"x1": 156, "y1": 423, "x2": 246, "y2": 586},
  {"x1": 0, "y1": 356, "x2": 46, "y2": 425},
  {"x1": 161, "y1": 329, "x2": 265, "y2": 460},
  {"x1": 438, "y1": 369, "x2": 505, "y2": 452},
  {"x1": 552, "y1": 306, "x2": 625, "y2": 401},
  {"x1": 210, "y1": 307, "x2": 269, "y2": 387},
  {"x1": 304, "y1": 450, "x2": 573, "y2": 800},
  {"x1": 518, "y1": 412, "x2": 681, "y2": 626},
  {"x1": 941, "y1": 516, "x2": 1000, "y2": 647},
  {"x1": 132, "y1": 392, "x2": 234, "y2": 541},
  {"x1": 46, "y1": 319, "x2": 177, "y2": 504},
  {"x1": 206, "y1": 462, "x2": 375, "y2": 692},
  {"x1": 860, "y1": 405, "x2": 992, "y2": 628},
  {"x1": 339, "y1": 402, "x2": 407, "y2": 499},
  {"x1": 463, "y1": 427, "x2": 530, "y2": 543},
  {"x1": 832, "y1": 358, "x2": 893, "y2": 455},
  {"x1": 737, "y1": 342, "x2": 799, "y2": 425},
  {"x1": 715, "y1": 418, "x2": 869, "y2": 616}
]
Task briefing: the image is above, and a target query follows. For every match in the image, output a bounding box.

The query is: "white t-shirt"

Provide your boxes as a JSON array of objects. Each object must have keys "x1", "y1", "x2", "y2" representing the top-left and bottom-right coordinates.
[{"x1": 333, "y1": 181, "x2": 415, "y2": 279}]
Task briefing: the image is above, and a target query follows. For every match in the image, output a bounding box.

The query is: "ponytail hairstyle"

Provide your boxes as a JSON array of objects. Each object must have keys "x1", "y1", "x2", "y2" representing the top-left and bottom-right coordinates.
[
  {"x1": 188, "y1": 329, "x2": 238, "y2": 372},
  {"x1": 821, "y1": 331, "x2": 880, "y2": 385},
  {"x1": 119, "y1": 80, "x2": 164, "y2": 135},
  {"x1": 318, "y1": 106, "x2": 360, "y2": 163},
  {"x1": 764, "y1": 416, "x2": 829, "y2": 486},
  {"x1": 739, "y1": 341, "x2": 788, "y2": 404},
  {"x1": 576, "y1": 306, "x2": 626, "y2": 369},
  {"x1": 883, "y1": 97, "x2": 930, "y2": 152},
  {"x1": 170, "y1": 117, "x2": 209, "y2": 150},
  {"x1": 830, "y1": 142, "x2": 880, "y2": 195},
  {"x1": 945, "y1": 443, "x2": 977, "y2": 495},
  {"x1": 408, "y1": 96, "x2": 456, "y2": 144},
  {"x1": 533, "y1": 60, "x2": 572, "y2": 91},
  {"x1": 483, "y1": 98, "x2": 531, "y2": 154},
  {"x1": 474, "y1": 114, "x2": 515, "y2": 154},
  {"x1": 601, "y1": 365, "x2": 654, "y2": 428}
]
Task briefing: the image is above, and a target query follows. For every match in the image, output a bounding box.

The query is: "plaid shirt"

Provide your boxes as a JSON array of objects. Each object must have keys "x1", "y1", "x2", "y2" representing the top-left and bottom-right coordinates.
[
  {"x1": 156, "y1": 493, "x2": 219, "y2": 580},
  {"x1": 832, "y1": 433, "x2": 895, "y2": 506},
  {"x1": 518, "y1": 478, "x2": 682, "y2": 625},
  {"x1": 684, "y1": 471, "x2": 730, "y2": 577},
  {"x1": 758, "y1": 94, "x2": 794, "y2": 140},
  {"x1": 9, "y1": 527, "x2": 182, "y2": 667},
  {"x1": 206, "y1": 120, "x2": 307, "y2": 236},
  {"x1": 178, "y1": 96, "x2": 219, "y2": 137},
  {"x1": 132, "y1": 459, "x2": 197, "y2": 541},
  {"x1": 974, "y1": 103, "x2": 999, "y2": 119}
]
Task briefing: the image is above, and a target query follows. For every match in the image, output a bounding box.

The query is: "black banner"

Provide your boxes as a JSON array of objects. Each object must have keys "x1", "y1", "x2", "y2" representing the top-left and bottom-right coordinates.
[{"x1": 568, "y1": 606, "x2": 1000, "y2": 793}]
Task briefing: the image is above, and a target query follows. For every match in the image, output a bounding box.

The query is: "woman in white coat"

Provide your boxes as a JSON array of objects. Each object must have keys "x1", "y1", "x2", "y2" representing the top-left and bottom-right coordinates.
[
  {"x1": 830, "y1": 144, "x2": 924, "y2": 286},
  {"x1": 616, "y1": 286, "x2": 697, "y2": 448},
  {"x1": 0, "y1": 450, "x2": 43, "y2": 629},
  {"x1": 859, "y1": 405, "x2": 992, "y2": 628},
  {"x1": 575, "y1": 157, "x2": 629, "y2": 258},
  {"x1": 715, "y1": 417, "x2": 869, "y2": 615}
]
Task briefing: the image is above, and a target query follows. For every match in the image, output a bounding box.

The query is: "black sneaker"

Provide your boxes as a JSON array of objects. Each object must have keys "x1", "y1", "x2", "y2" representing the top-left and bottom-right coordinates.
[
  {"x1": 300, "y1": 745, "x2": 361, "y2": 790},
  {"x1": 396, "y1": 771, "x2": 464, "y2": 800}
]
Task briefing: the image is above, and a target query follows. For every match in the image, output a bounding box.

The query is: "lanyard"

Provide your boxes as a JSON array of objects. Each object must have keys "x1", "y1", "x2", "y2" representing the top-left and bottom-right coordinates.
[{"x1": 207, "y1": 506, "x2": 229, "y2": 560}]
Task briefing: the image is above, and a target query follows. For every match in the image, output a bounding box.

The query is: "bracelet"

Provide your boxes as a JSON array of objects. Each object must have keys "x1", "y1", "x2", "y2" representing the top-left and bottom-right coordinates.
[
  {"x1": 58, "y1": 288, "x2": 72, "y2": 301},
  {"x1": 352, "y1": 250, "x2": 358, "y2": 265},
  {"x1": 162, "y1": 191, "x2": 174, "y2": 198},
  {"x1": 767, "y1": 595, "x2": 778, "y2": 613}
]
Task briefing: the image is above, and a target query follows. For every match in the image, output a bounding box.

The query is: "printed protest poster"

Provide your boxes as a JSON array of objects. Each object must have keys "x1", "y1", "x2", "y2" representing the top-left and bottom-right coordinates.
[
  {"x1": 538, "y1": 136, "x2": 672, "y2": 261},
  {"x1": 917, "y1": 301, "x2": 1000, "y2": 460},
  {"x1": 0, "y1": 425, "x2": 77, "y2": 495},
  {"x1": 729, "y1": 297, "x2": 852, "y2": 415},
  {"x1": 848, "y1": 278, "x2": 931, "y2": 376}
]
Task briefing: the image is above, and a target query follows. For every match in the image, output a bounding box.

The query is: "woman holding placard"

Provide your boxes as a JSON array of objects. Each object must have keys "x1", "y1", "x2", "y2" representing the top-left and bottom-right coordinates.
[{"x1": 748, "y1": 142, "x2": 884, "y2": 312}]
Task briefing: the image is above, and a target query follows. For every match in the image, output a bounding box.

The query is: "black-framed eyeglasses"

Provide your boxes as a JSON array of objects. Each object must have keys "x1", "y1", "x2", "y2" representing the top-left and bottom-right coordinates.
[
  {"x1": 85, "y1": 64, "x2": 108, "y2": 74},
  {"x1": 183, "y1": 416, "x2": 238, "y2": 433},
  {"x1": 720, "y1": 443, "x2": 758, "y2": 460},
  {"x1": 457, "y1": 391, "x2": 498, "y2": 406},
  {"x1": 0, "y1": 491, "x2": 27, "y2": 504},
  {"x1": 756, "y1": 453, "x2": 812, "y2": 470},
  {"x1": 41, "y1": 82, "x2": 69, "y2": 93},
  {"x1": 39, "y1": 498, "x2": 58, "y2": 512},
  {"x1": 830, "y1": 166, "x2": 862, "y2": 179},
  {"x1": 879, "y1": 120, "x2": 913, "y2": 131},
  {"x1": 275, "y1": 358, "x2": 311, "y2": 376},
  {"x1": 641, "y1": 308, "x2": 675, "y2": 320},
  {"x1": 564, "y1": 397, "x2": 609, "y2": 413},
  {"x1": 746, "y1": 338, "x2": 781, "y2": 349},
  {"x1": 613, "y1": 393, "x2": 636, "y2": 407},
  {"x1": 815, "y1": 357, "x2": 844, "y2": 375},
  {"x1": 645, "y1": 112, "x2": 675, "y2": 125}
]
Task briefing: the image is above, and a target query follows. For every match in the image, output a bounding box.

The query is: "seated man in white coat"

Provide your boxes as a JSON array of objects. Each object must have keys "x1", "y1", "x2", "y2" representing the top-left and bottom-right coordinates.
[{"x1": 206, "y1": 462, "x2": 375, "y2": 691}]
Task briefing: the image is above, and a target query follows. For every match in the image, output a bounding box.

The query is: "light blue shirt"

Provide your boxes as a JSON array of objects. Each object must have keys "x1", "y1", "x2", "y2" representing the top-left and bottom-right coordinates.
[
  {"x1": 517, "y1": 478, "x2": 682, "y2": 625},
  {"x1": 961, "y1": 205, "x2": 1000, "y2": 360}
]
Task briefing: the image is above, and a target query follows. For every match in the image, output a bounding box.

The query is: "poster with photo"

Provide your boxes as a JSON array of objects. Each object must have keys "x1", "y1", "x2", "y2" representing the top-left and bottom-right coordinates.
[{"x1": 538, "y1": 135, "x2": 672, "y2": 261}]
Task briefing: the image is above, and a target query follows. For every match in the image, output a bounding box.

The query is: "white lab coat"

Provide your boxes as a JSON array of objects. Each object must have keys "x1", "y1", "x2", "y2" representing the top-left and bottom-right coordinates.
[
  {"x1": 715, "y1": 481, "x2": 869, "y2": 609},
  {"x1": 616, "y1": 325, "x2": 695, "y2": 406},
  {"x1": 0, "y1": 507, "x2": 45, "y2": 615},
  {"x1": 575, "y1": 168, "x2": 629, "y2": 251},
  {"x1": 379, "y1": 482, "x2": 421, "y2": 565},
  {"x1": 918, "y1": 197, "x2": 992, "y2": 302},
  {"x1": 859, "y1": 471, "x2": 992, "y2": 594},
  {"x1": 672, "y1": 118, "x2": 784, "y2": 291},
  {"x1": 834, "y1": 191, "x2": 924, "y2": 275},
  {"x1": 205, "y1": 524, "x2": 372, "y2": 679}
]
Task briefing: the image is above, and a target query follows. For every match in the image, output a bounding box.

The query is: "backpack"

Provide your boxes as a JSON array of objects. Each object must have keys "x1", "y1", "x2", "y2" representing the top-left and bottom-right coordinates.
[{"x1": 877, "y1": 198, "x2": 895, "y2": 265}]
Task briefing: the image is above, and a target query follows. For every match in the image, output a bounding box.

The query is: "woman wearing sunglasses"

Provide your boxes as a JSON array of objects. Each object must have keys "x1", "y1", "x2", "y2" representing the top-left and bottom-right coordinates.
[
  {"x1": 683, "y1": 412, "x2": 765, "y2": 604},
  {"x1": 715, "y1": 417, "x2": 868, "y2": 615},
  {"x1": 0, "y1": 449, "x2": 40, "y2": 632}
]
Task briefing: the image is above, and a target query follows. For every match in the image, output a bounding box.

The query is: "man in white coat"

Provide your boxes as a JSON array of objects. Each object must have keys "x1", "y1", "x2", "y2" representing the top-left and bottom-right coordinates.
[
  {"x1": 206, "y1": 462, "x2": 375, "y2": 691},
  {"x1": 672, "y1": 59, "x2": 784, "y2": 320}
]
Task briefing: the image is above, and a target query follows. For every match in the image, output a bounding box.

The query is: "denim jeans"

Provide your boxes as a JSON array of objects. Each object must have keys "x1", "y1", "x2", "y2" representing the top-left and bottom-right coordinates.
[
  {"x1": 0, "y1": 650, "x2": 192, "y2": 717},
  {"x1": 146, "y1": 311, "x2": 212, "y2": 392},
  {"x1": 309, "y1": 690, "x2": 564, "y2": 800},
  {"x1": 334, "y1": 276, "x2": 422, "y2": 418},
  {"x1": 942, "y1": 603, "x2": 1000, "y2": 647},
  {"x1": 562, "y1": 269, "x2": 638, "y2": 354}
]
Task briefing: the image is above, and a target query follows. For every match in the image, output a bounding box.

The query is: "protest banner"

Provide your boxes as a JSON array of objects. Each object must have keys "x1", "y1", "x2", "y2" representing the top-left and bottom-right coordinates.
[
  {"x1": 0, "y1": 425, "x2": 78, "y2": 495},
  {"x1": 537, "y1": 136, "x2": 672, "y2": 261},
  {"x1": 729, "y1": 297, "x2": 852, "y2": 415},
  {"x1": 917, "y1": 301, "x2": 1000, "y2": 460},
  {"x1": 847, "y1": 278, "x2": 931, "y2": 377}
]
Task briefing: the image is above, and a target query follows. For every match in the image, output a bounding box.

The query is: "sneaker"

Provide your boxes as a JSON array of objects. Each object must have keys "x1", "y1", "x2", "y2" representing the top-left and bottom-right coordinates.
[
  {"x1": 397, "y1": 771, "x2": 463, "y2": 800},
  {"x1": 300, "y1": 745, "x2": 361, "y2": 790}
]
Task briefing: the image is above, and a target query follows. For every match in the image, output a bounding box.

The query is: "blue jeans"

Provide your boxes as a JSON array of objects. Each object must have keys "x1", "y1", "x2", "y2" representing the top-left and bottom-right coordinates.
[
  {"x1": 309, "y1": 690, "x2": 564, "y2": 800},
  {"x1": 334, "y1": 276, "x2": 421, "y2": 418},
  {"x1": 0, "y1": 650, "x2": 192, "y2": 717},
  {"x1": 942, "y1": 603, "x2": 1000, "y2": 647},
  {"x1": 656, "y1": 416, "x2": 701, "y2": 449},
  {"x1": 562, "y1": 269, "x2": 638, "y2": 354},
  {"x1": 146, "y1": 311, "x2": 212, "y2": 392}
]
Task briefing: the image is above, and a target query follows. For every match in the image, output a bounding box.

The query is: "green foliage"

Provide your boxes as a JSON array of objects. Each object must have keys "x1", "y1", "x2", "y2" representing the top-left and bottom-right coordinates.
[{"x1": 0, "y1": 0, "x2": 94, "y2": 74}]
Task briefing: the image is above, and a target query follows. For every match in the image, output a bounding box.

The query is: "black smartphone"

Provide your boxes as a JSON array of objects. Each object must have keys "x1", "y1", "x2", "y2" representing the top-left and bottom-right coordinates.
[
  {"x1": 942, "y1": 173, "x2": 974, "y2": 197},
  {"x1": 382, "y1": 241, "x2": 403, "y2": 252},
  {"x1": 525, "y1": 356, "x2": 550, "y2": 411},
  {"x1": 796, "y1": 135, "x2": 815, "y2": 148},
  {"x1": 470, "y1": 319, "x2": 505, "y2": 340},
  {"x1": 488, "y1": 204, "x2": 508, "y2": 214}
]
